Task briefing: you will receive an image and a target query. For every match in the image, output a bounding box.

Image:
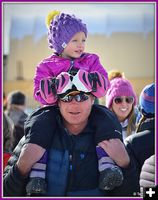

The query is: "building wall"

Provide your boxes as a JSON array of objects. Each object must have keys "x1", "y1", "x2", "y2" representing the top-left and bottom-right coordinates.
[
  {"x1": 87, "y1": 33, "x2": 155, "y2": 78},
  {"x1": 6, "y1": 32, "x2": 155, "y2": 80}
]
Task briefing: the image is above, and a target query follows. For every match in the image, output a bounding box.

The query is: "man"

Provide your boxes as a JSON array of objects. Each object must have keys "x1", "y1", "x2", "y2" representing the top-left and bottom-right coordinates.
[{"x1": 4, "y1": 75, "x2": 132, "y2": 197}]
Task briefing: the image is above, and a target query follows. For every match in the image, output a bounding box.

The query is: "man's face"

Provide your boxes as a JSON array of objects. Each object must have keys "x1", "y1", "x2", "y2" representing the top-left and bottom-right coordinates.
[{"x1": 58, "y1": 93, "x2": 94, "y2": 128}]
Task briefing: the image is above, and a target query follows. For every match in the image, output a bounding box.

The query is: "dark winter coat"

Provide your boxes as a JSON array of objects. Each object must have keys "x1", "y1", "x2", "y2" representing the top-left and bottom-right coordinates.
[
  {"x1": 3, "y1": 105, "x2": 138, "y2": 197},
  {"x1": 5, "y1": 108, "x2": 28, "y2": 150}
]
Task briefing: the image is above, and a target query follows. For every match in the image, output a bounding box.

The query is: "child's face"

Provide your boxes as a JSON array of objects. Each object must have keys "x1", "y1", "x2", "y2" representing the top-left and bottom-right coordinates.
[{"x1": 62, "y1": 32, "x2": 86, "y2": 59}]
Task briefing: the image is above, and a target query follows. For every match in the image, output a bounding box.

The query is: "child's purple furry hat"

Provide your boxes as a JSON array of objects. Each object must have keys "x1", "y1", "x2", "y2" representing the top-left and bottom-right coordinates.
[{"x1": 46, "y1": 11, "x2": 87, "y2": 54}]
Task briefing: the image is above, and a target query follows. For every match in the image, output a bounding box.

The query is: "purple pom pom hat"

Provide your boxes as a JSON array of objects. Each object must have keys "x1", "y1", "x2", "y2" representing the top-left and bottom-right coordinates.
[{"x1": 47, "y1": 12, "x2": 87, "y2": 54}]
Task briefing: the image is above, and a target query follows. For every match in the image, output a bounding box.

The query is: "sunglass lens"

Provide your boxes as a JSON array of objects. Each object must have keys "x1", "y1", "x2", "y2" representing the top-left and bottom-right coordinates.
[
  {"x1": 75, "y1": 94, "x2": 89, "y2": 102},
  {"x1": 114, "y1": 96, "x2": 134, "y2": 104},
  {"x1": 61, "y1": 93, "x2": 89, "y2": 102},
  {"x1": 75, "y1": 94, "x2": 82, "y2": 102},
  {"x1": 82, "y1": 94, "x2": 89, "y2": 101},
  {"x1": 126, "y1": 97, "x2": 134, "y2": 104},
  {"x1": 114, "y1": 97, "x2": 122, "y2": 104},
  {"x1": 61, "y1": 95, "x2": 72, "y2": 102}
]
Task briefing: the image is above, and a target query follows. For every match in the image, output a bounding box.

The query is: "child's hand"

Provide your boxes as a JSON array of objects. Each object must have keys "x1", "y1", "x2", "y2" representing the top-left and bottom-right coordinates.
[
  {"x1": 40, "y1": 77, "x2": 57, "y2": 104},
  {"x1": 89, "y1": 71, "x2": 109, "y2": 98},
  {"x1": 98, "y1": 139, "x2": 130, "y2": 168},
  {"x1": 72, "y1": 69, "x2": 92, "y2": 93},
  {"x1": 56, "y1": 72, "x2": 73, "y2": 94}
]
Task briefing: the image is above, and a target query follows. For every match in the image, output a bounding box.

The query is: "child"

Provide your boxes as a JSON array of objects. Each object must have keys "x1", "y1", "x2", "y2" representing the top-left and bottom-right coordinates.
[{"x1": 23, "y1": 11, "x2": 124, "y2": 195}]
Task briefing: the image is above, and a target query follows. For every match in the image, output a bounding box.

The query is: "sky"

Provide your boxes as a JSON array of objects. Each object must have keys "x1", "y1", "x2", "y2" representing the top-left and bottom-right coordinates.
[{"x1": 3, "y1": 2, "x2": 155, "y2": 54}]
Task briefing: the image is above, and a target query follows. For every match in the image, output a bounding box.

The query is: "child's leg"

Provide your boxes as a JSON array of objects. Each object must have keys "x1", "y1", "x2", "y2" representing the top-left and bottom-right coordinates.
[
  {"x1": 26, "y1": 151, "x2": 48, "y2": 196},
  {"x1": 29, "y1": 151, "x2": 47, "y2": 180},
  {"x1": 16, "y1": 143, "x2": 47, "y2": 195},
  {"x1": 96, "y1": 145, "x2": 123, "y2": 190},
  {"x1": 96, "y1": 145, "x2": 115, "y2": 171}
]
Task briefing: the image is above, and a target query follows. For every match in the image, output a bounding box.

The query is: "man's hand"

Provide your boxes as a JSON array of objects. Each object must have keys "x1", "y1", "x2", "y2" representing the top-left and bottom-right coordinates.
[{"x1": 98, "y1": 139, "x2": 130, "y2": 168}]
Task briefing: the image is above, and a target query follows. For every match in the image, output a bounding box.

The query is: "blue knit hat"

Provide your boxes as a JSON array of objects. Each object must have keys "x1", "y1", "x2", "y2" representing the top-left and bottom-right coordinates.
[
  {"x1": 139, "y1": 83, "x2": 155, "y2": 114},
  {"x1": 47, "y1": 11, "x2": 87, "y2": 54}
]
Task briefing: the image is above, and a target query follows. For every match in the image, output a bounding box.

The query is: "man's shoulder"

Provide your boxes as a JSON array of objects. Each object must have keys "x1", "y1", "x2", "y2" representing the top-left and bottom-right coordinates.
[
  {"x1": 92, "y1": 104, "x2": 117, "y2": 119},
  {"x1": 25, "y1": 106, "x2": 58, "y2": 127},
  {"x1": 90, "y1": 104, "x2": 122, "y2": 141},
  {"x1": 30, "y1": 105, "x2": 58, "y2": 116},
  {"x1": 91, "y1": 104, "x2": 122, "y2": 130}
]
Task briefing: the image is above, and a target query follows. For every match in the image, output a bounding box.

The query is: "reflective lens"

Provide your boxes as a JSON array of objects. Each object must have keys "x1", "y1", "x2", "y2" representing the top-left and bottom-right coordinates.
[
  {"x1": 60, "y1": 93, "x2": 90, "y2": 103},
  {"x1": 113, "y1": 96, "x2": 134, "y2": 104}
]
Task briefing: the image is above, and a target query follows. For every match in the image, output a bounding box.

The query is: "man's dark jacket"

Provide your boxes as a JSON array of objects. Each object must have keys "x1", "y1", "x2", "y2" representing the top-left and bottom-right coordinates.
[{"x1": 3, "y1": 105, "x2": 140, "y2": 197}]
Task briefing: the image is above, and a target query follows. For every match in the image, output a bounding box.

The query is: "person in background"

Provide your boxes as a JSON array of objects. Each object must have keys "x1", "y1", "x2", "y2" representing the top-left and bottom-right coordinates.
[
  {"x1": 3, "y1": 112, "x2": 13, "y2": 170},
  {"x1": 140, "y1": 155, "x2": 155, "y2": 188},
  {"x1": 136, "y1": 83, "x2": 155, "y2": 133},
  {"x1": 108, "y1": 70, "x2": 140, "y2": 125},
  {"x1": 18, "y1": 10, "x2": 126, "y2": 195},
  {"x1": 5, "y1": 91, "x2": 28, "y2": 150},
  {"x1": 3, "y1": 92, "x2": 8, "y2": 111},
  {"x1": 105, "y1": 75, "x2": 137, "y2": 141},
  {"x1": 99, "y1": 83, "x2": 155, "y2": 197},
  {"x1": 124, "y1": 83, "x2": 155, "y2": 193}
]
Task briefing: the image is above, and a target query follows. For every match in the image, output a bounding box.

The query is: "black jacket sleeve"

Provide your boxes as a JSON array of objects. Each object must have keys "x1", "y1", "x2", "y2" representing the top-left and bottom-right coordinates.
[
  {"x1": 3, "y1": 164, "x2": 27, "y2": 196},
  {"x1": 3, "y1": 136, "x2": 28, "y2": 196},
  {"x1": 24, "y1": 106, "x2": 58, "y2": 149},
  {"x1": 125, "y1": 129, "x2": 155, "y2": 170},
  {"x1": 90, "y1": 105, "x2": 123, "y2": 144}
]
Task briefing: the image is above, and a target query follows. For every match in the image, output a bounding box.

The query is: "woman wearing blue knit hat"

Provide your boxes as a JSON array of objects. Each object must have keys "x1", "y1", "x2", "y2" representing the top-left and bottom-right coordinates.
[{"x1": 136, "y1": 83, "x2": 155, "y2": 132}]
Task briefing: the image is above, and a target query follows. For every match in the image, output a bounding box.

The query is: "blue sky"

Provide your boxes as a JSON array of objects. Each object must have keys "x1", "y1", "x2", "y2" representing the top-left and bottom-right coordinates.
[{"x1": 3, "y1": 2, "x2": 155, "y2": 54}]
